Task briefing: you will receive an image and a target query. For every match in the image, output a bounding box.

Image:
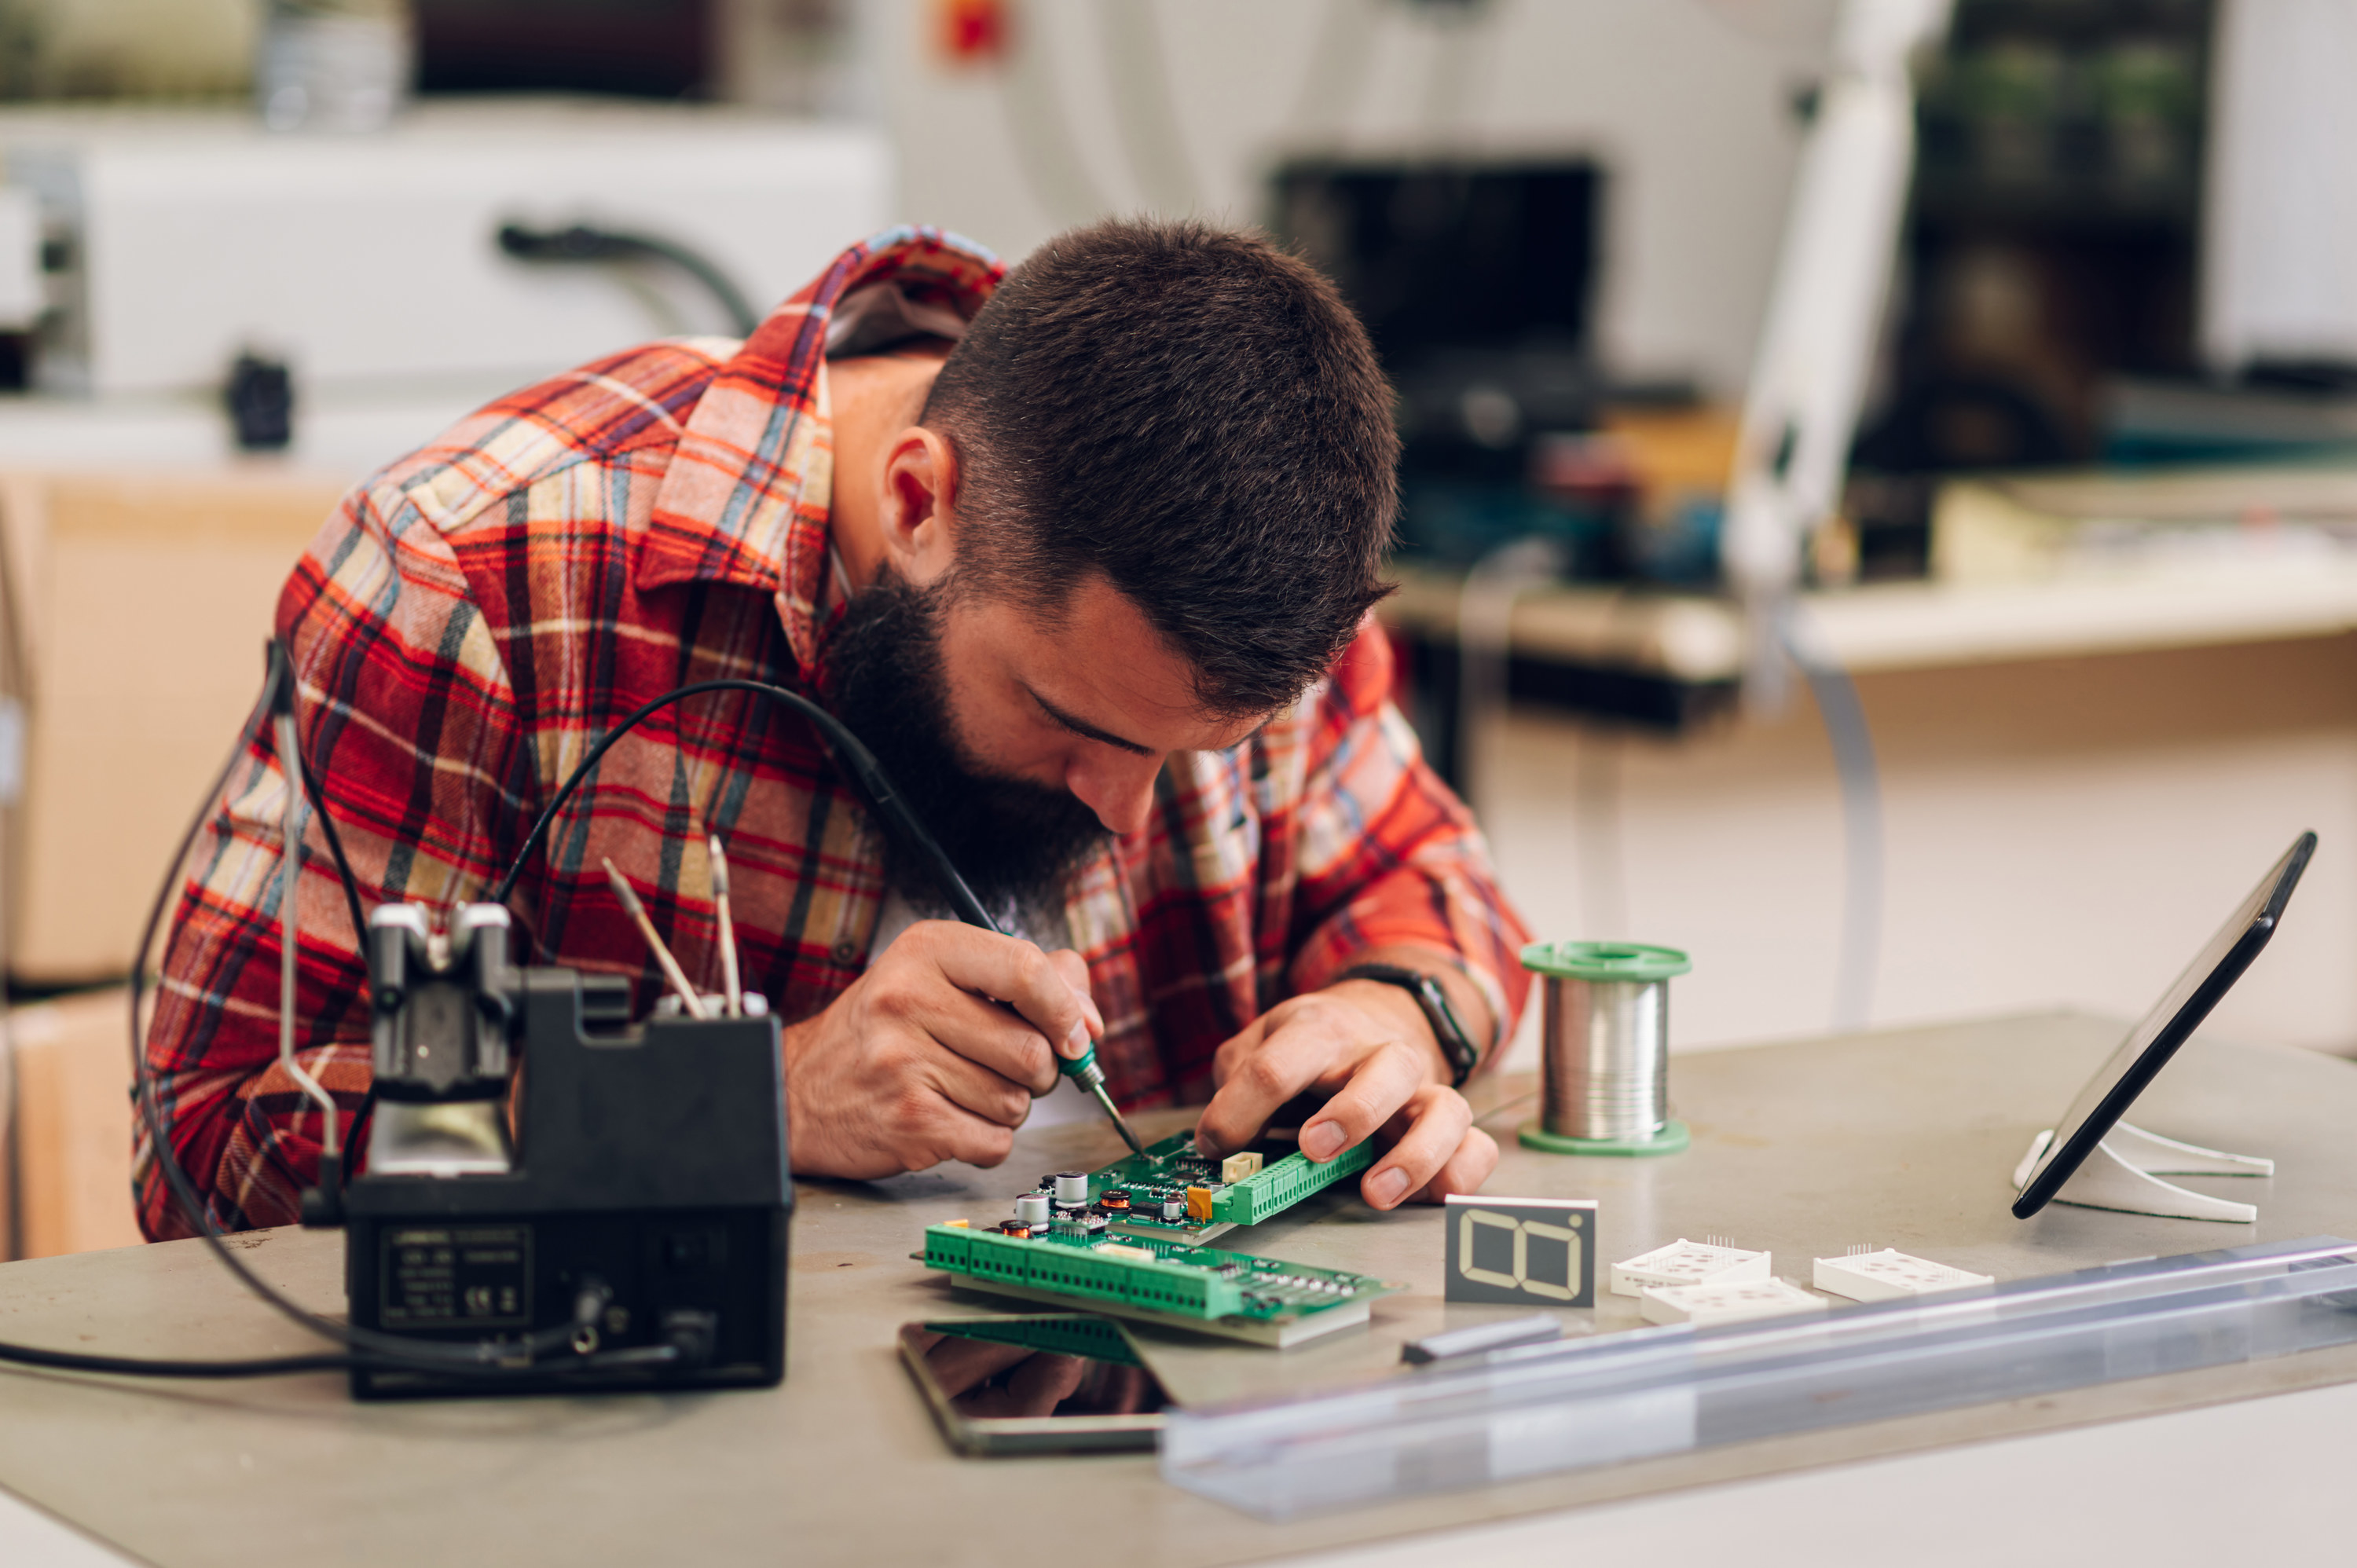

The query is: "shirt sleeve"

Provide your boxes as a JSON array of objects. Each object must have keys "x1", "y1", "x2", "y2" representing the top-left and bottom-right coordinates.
[
  {"x1": 1282, "y1": 623, "x2": 1533, "y2": 1052},
  {"x1": 134, "y1": 479, "x2": 526, "y2": 1240}
]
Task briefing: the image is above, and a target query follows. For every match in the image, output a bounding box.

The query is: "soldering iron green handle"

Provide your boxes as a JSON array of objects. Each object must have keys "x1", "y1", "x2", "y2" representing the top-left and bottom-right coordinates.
[{"x1": 1058, "y1": 1042, "x2": 1143, "y2": 1156}]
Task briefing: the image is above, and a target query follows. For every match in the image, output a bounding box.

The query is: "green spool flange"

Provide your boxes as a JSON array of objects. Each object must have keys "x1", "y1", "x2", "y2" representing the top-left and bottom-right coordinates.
[
  {"x1": 1518, "y1": 1118, "x2": 1690, "y2": 1158},
  {"x1": 1519, "y1": 940, "x2": 1691, "y2": 983}
]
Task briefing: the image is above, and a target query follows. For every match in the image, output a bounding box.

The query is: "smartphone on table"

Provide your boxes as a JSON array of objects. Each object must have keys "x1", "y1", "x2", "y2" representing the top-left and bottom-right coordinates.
[{"x1": 897, "y1": 1314, "x2": 1173, "y2": 1456}]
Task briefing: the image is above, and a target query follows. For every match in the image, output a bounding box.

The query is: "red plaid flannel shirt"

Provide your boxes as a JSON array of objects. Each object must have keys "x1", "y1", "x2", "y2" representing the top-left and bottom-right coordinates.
[{"x1": 136, "y1": 228, "x2": 1530, "y2": 1240}]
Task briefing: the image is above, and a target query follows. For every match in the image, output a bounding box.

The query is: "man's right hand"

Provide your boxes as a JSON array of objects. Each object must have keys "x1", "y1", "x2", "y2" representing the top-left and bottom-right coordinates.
[{"x1": 783, "y1": 920, "x2": 1102, "y2": 1179}]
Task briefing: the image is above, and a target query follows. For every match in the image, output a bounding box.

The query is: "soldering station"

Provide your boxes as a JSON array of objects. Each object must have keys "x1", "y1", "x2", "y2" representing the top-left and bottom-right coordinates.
[{"x1": 9, "y1": 0, "x2": 2357, "y2": 1563}]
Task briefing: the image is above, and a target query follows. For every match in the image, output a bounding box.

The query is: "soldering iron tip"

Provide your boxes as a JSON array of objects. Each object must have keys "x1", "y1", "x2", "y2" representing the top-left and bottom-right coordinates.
[{"x1": 1094, "y1": 1086, "x2": 1145, "y2": 1157}]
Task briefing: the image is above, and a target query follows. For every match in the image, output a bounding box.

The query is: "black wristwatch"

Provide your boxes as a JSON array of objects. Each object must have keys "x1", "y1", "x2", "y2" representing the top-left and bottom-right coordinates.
[{"x1": 1334, "y1": 963, "x2": 1481, "y2": 1088}]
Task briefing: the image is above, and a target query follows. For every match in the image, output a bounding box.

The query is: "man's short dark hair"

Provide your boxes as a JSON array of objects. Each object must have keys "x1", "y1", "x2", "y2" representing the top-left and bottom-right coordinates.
[{"x1": 922, "y1": 217, "x2": 1398, "y2": 718}]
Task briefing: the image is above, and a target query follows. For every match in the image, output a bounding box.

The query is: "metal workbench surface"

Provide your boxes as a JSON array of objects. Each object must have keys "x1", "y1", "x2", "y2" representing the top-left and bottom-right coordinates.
[{"x1": 3, "y1": 1010, "x2": 2354, "y2": 1568}]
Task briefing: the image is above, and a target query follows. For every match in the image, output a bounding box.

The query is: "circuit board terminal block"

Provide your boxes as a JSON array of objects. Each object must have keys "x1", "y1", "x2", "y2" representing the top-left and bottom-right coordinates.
[{"x1": 918, "y1": 1222, "x2": 1394, "y2": 1347}]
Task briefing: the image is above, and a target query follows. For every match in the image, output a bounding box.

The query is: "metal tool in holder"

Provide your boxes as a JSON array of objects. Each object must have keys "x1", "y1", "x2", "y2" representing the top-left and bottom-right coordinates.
[{"x1": 1517, "y1": 940, "x2": 1692, "y2": 1156}]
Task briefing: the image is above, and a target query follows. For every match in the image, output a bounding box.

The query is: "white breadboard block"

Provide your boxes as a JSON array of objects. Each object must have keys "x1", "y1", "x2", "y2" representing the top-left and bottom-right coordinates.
[
  {"x1": 1813, "y1": 1249, "x2": 1994, "y2": 1302},
  {"x1": 1610, "y1": 1238, "x2": 1771, "y2": 1297},
  {"x1": 1639, "y1": 1277, "x2": 1827, "y2": 1327}
]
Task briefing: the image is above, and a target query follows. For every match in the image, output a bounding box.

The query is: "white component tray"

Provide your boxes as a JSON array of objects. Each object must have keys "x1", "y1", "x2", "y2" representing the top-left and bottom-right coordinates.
[
  {"x1": 1813, "y1": 1248, "x2": 1993, "y2": 1302},
  {"x1": 1640, "y1": 1277, "x2": 1828, "y2": 1326},
  {"x1": 1610, "y1": 1238, "x2": 1771, "y2": 1297}
]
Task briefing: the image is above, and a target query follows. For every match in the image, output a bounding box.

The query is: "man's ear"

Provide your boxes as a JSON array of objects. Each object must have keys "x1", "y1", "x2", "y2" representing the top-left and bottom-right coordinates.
[{"x1": 878, "y1": 427, "x2": 960, "y2": 588}]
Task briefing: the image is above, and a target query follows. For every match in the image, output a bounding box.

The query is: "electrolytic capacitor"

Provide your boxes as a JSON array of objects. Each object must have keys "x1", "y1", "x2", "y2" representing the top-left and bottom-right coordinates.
[
  {"x1": 1014, "y1": 1192, "x2": 1051, "y2": 1229},
  {"x1": 1160, "y1": 1197, "x2": 1184, "y2": 1222},
  {"x1": 1053, "y1": 1171, "x2": 1090, "y2": 1208}
]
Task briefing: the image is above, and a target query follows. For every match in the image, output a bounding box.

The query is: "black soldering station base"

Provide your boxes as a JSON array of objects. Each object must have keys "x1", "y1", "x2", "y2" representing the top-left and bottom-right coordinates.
[{"x1": 339, "y1": 970, "x2": 792, "y2": 1400}]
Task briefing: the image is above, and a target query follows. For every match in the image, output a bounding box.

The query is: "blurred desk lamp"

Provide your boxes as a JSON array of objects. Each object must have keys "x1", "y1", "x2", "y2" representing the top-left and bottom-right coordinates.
[{"x1": 1721, "y1": 0, "x2": 1952, "y2": 711}]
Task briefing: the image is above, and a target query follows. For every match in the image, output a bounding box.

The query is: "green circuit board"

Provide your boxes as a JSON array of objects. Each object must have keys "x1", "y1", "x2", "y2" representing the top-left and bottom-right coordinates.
[
  {"x1": 1076, "y1": 1130, "x2": 1375, "y2": 1243},
  {"x1": 918, "y1": 1222, "x2": 1395, "y2": 1346}
]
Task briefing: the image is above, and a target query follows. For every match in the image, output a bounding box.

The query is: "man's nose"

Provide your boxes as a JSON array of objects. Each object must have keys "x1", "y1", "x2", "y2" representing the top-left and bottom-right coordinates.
[{"x1": 1066, "y1": 753, "x2": 1160, "y2": 837}]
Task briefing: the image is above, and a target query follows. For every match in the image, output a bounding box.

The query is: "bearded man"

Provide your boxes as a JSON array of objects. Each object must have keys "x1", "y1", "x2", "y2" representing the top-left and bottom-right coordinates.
[{"x1": 138, "y1": 219, "x2": 1530, "y2": 1238}]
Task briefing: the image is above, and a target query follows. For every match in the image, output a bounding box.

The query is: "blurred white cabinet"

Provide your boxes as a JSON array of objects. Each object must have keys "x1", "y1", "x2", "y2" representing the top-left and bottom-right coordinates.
[{"x1": 0, "y1": 101, "x2": 891, "y2": 397}]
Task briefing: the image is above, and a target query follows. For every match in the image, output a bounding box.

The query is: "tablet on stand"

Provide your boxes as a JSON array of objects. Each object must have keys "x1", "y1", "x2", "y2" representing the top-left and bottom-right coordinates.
[{"x1": 2011, "y1": 831, "x2": 2315, "y2": 1223}]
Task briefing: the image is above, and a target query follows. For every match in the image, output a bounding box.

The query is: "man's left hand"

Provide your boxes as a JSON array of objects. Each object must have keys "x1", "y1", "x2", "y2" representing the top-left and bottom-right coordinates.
[{"x1": 1193, "y1": 971, "x2": 1497, "y2": 1211}]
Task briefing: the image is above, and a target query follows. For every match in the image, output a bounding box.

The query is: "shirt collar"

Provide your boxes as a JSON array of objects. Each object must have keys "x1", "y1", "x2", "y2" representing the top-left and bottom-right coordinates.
[{"x1": 636, "y1": 227, "x2": 1003, "y2": 675}]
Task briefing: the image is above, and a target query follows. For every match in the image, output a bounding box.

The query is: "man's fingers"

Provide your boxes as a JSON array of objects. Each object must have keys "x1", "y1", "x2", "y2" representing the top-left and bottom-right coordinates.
[
  {"x1": 1359, "y1": 1084, "x2": 1474, "y2": 1211},
  {"x1": 1207, "y1": 1013, "x2": 1269, "y2": 1087},
  {"x1": 962, "y1": 1353, "x2": 1088, "y2": 1420},
  {"x1": 918, "y1": 922, "x2": 1095, "y2": 1062},
  {"x1": 1001, "y1": 1352, "x2": 1090, "y2": 1417},
  {"x1": 1406, "y1": 1123, "x2": 1498, "y2": 1205},
  {"x1": 876, "y1": 1079, "x2": 1020, "y2": 1170},
  {"x1": 1193, "y1": 1010, "x2": 1335, "y2": 1159},
  {"x1": 891, "y1": 985, "x2": 1058, "y2": 1096},
  {"x1": 1190, "y1": 1013, "x2": 1269, "y2": 1159},
  {"x1": 915, "y1": 1101, "x2": 1019, "y2": 1169},
  {"x1": 919, "y1": 1034, "x2": 1038, "y2": 1127},
  {"x1": 1294, "y1": 1038, "x2": 1429, "y2": 1164},
  {"x1": 922, "y1": 1337, "x2": 1035, "y2": 1399},
  {"x1": 1046, "y1": 949, "x2": 1105, "y2": 1041}
]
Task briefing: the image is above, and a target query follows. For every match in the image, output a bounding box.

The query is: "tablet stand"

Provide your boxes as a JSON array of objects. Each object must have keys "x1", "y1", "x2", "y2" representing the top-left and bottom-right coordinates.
[{"x1": 2012, "y1": 1123, "x2": 2273, "y2": 1224}]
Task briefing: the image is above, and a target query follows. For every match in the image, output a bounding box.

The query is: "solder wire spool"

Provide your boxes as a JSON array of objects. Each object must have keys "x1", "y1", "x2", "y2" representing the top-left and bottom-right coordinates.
[{"x1": 1518, "y1": 941, "x2": 1692, "y2": 1156}]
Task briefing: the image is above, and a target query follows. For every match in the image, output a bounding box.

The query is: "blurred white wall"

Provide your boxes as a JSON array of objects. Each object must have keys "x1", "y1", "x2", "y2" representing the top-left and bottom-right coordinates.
[
  {"x1": 2202, "y1": 0, "x2": 2357, "y2": 371},
  {"x1": 877, "y1": 0, "x2": 1838, "y2": 398},
  {"x1": 1486, "y1": 636, "x2": 2357, "y2": 1062}
]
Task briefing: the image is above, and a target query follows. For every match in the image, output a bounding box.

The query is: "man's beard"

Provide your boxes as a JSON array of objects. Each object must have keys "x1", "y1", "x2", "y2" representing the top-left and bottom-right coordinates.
[{"x1": 819, "y1": 567, "x2": 1113, "y2": 918}]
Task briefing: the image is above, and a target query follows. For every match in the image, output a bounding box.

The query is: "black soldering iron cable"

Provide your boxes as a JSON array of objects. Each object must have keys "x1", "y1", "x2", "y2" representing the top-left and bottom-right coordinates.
[
  {"x1": 0, "y1": 1337, "x2": 685, "y2": 1382},
  {"x1": 258, "y1": 635, "x2": 368, "y2": 944},
  {"x1": 489, "y1": 677, "x2": 1003, "y2": 936},
  {"x1": 297, "y1": 731, "x2": 368, "y2": 948},
  {"x1": 0, "y1": 1343, "x2": 355, "y2": 1379}
]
